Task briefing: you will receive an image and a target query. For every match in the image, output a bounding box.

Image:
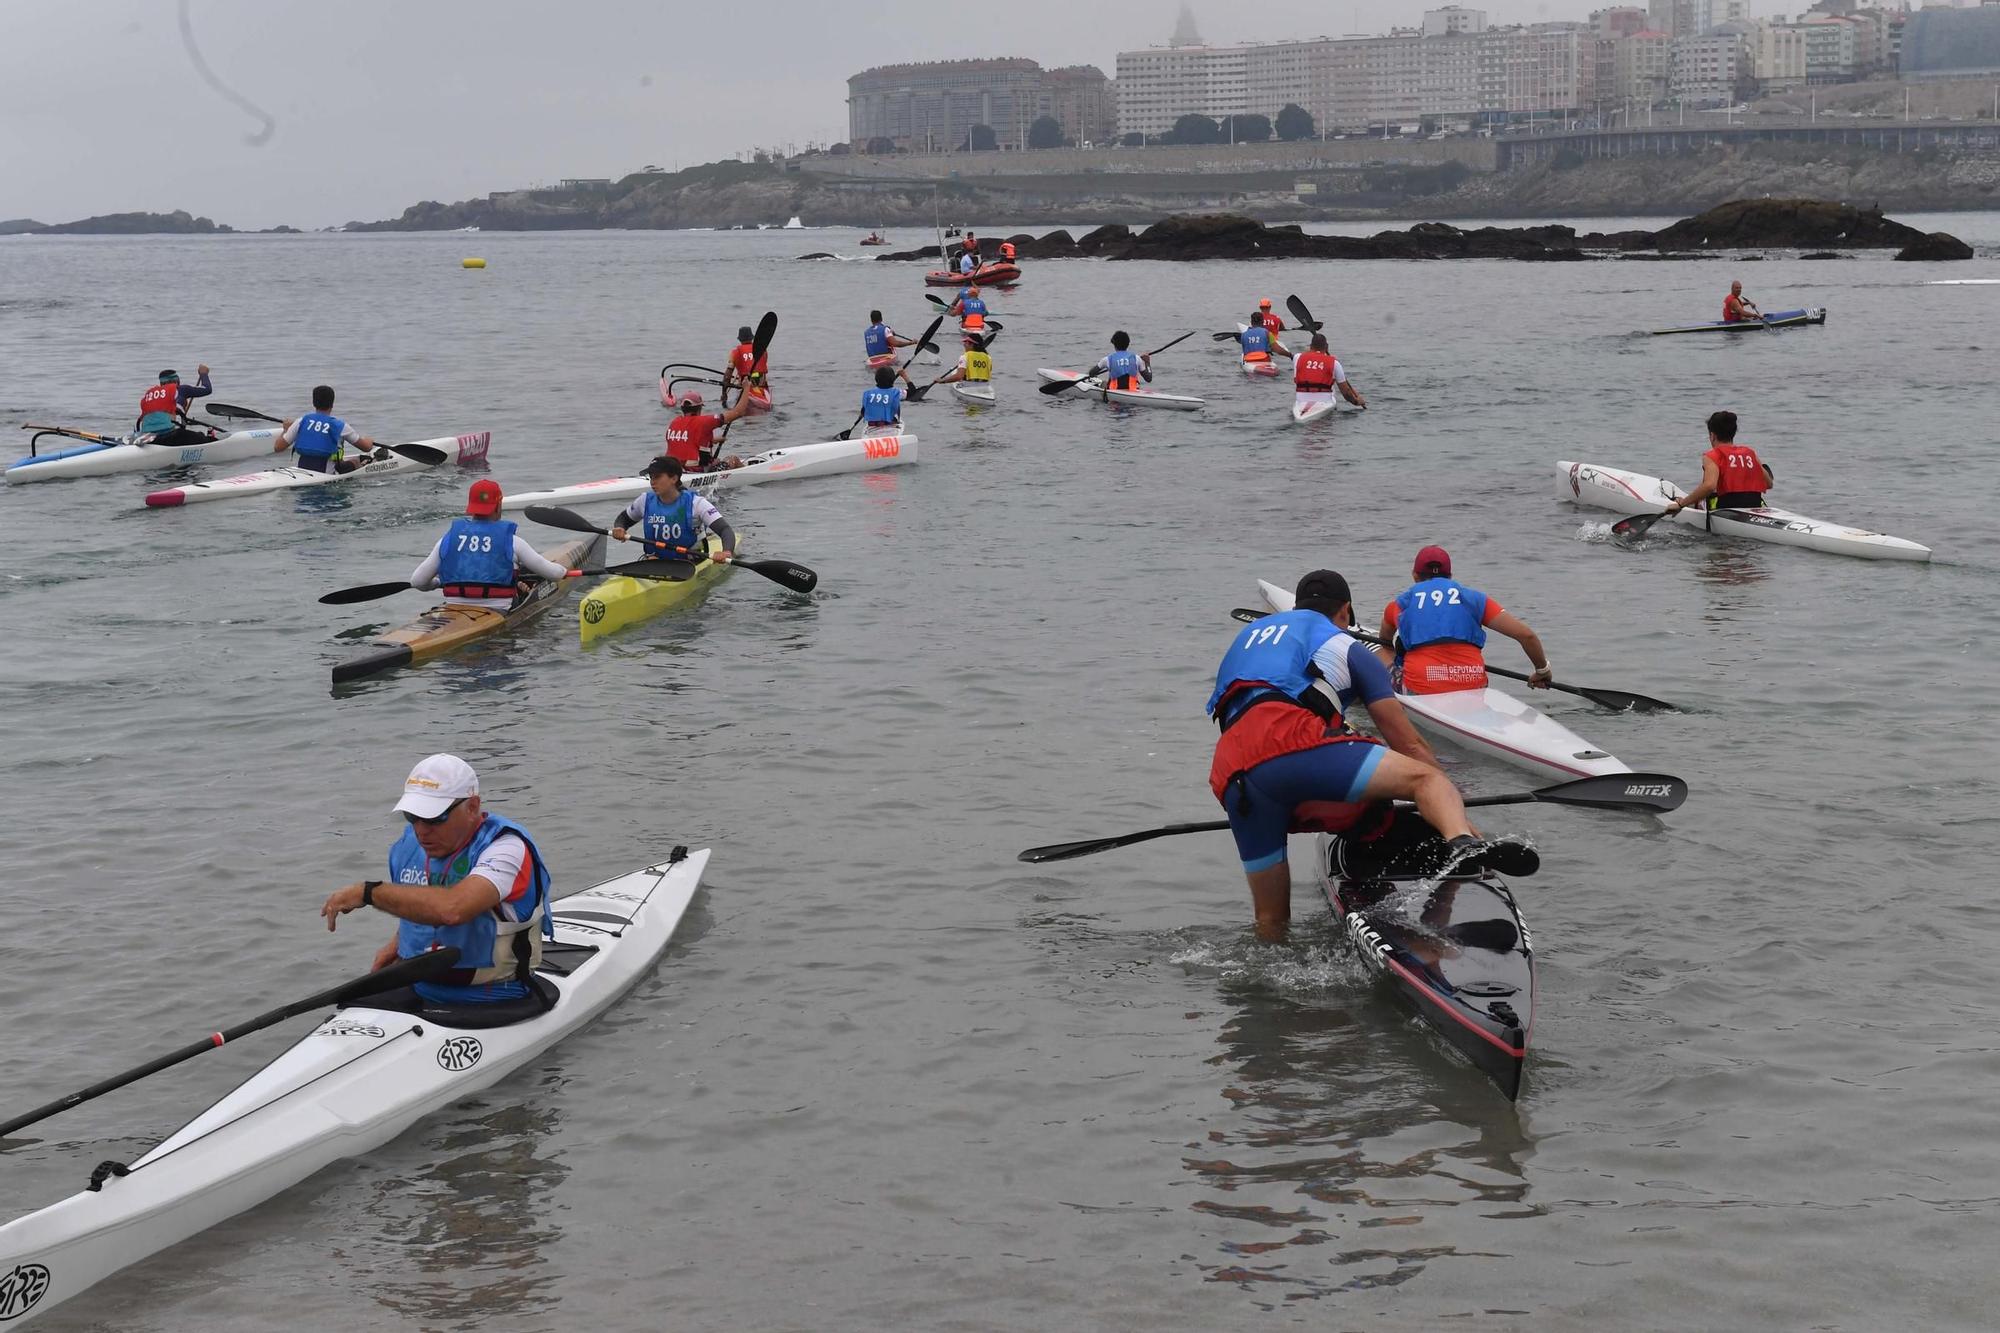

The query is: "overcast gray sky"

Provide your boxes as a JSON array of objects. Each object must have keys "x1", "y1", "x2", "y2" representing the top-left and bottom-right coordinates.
[{"x1": 5, "y1": 0, "x2": 1619, "y2": 230}]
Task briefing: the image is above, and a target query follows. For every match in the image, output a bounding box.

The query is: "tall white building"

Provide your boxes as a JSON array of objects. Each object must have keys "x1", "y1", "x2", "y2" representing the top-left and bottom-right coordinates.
[
  {"x1": 1424, "y1": 6, "x2": 1490, "y2": 37},
  {"x1": 1113, "y1": 44, "x2": 1252, "y2": 137}
]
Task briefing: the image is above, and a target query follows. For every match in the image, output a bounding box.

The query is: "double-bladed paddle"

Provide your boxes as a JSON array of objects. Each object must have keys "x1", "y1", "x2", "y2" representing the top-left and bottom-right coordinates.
[
  {"x1": 1038, "y1": 330, "x2": 1197, "y2": 397},
  {"x1": 525, "y1": 504, "x2": 818, "y2": 593},
  {"x1": 1016, "y1": 772, "x2": 1690, "y2": 864},
  {"x1": 839, "y1": 313, "x2": 944, "y2": 439},
  {"x1": 320, "y1": 558, "x2": 709, "y2": 605},
  {"x1": 0, "y1": 949, "x2": 461, "y2": 1140},
  {"x1": 1226, "y1": 607, "x2": 1676, "y2": 714},
  {"x1": 1286, "y1": 294, "x2": 1323, "y2": 333},
  {"x1": 1611, "y1": 511, "x2": 1670, "y2": 539}
]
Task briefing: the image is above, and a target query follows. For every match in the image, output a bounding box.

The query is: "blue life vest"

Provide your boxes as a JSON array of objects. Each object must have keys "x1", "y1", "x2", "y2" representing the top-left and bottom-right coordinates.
[
  {"x1": 1240, "y1": 325, "x2": 1271, "y2": 355},
  {"x1": 864, "y1": 322, "x2": 893, "y2": 356},
  {"x1": 438, "y1": 517, "x2": 518, "y2": 597},
  {"x1": 862, "y1": 385, "x2": 903, "y2": 425},
  {"x1": 1103, "y1": 348, "x2": 1142, "y2": 387},
  {"x1": 1394, "y1": 578, "x2": 1490, "y2": 650},
  {"x1": 958, "y1": 297, "x2": 987, "y2": 317},
  {"x1": 1206, "y1": 609, "x2": 1344, "y2": 721},
  {"x1": 292, "y1": 411, "x2": 347, "y2": 460},
  {"x1": 641, "y1": 488, "x2": 701, "y2": 559},
  {"x1": 389, "y1": 812, "x2": 552, "y2": 1003}
]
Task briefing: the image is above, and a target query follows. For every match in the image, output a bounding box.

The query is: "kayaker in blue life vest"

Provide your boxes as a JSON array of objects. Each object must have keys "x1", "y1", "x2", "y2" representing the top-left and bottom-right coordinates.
[
  {"x1": 1378, "y1": 546, "x2": 1552, "y2": 696},
  {"x1": 279, "y1": 385, "x2": 378, "y2": 474},
  {"x1": 949, "y1": 284, "x2": 989, "y2": 335},
  {"x1": 608, "y1": 455, "x2": 737, "y2": 563},
  {"x1": 1092, "y1": 331, "x2": 1152, "y2": 391},
  {"x1": 1237, "y1": 314, "x2": 1292, "y2": 368},
  {"x1": 861, "y1": 366, "x2": 905, "y2": 429},
  {"x1": 863, "y1": 309, "x2": 919, "y2": 388},
  {"x1": 409, "y1": 479, "x2": 573, "y2": 607},
  {"x1": 318, "y1": 753, "x2": 555, "y2": 1011},
  {"x1": 1210, "y1": 569, "x2": 1518, "y2": 941},
  {"x1": 136, "y1": 365, "x2": 214, "y2": 446}
]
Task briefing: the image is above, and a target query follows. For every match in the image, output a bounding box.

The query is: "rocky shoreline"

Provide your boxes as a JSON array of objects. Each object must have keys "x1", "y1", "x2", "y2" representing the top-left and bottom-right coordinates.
[{"x1": 845, "y1": 201, "x2": 1970, "y2": 265}]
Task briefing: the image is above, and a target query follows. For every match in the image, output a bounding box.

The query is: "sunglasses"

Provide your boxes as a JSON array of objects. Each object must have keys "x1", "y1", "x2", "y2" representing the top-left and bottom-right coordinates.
[{"x1": 404, "y1": 797, "x2": 464, "y2": 828}]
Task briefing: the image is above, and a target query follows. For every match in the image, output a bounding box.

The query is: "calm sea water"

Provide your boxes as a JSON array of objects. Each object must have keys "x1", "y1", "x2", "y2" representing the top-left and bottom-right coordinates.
[{"x1": 2, "y1": 215, "x2": 1997, "y2": 1331}]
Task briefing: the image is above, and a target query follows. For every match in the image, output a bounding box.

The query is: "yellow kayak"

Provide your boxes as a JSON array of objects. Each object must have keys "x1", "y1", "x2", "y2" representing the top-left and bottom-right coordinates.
[{"x1": 579, "y1": 533, "x2": 737, "y2": 644}]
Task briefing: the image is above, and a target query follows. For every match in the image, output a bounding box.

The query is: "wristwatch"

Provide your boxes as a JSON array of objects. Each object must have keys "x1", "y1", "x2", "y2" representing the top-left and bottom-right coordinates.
[{"x1": 363, "y1": 880, "x2": 381, "y2": 908}]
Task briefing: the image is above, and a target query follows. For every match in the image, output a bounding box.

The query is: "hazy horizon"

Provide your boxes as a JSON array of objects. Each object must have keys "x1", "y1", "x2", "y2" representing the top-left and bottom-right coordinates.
[{"x1": 9, "y1": 0, "x2": 1717, "y2": 230}]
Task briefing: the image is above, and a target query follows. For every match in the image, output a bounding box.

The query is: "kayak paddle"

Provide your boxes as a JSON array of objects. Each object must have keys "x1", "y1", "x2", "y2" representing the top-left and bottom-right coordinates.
[
  {"x1": 1226, "y1": 608, "x2": 1677, "y2": 714},
  {"x1": 1017, "y1": 772, "x2": 1691, "y2": 863},
  {"x1": 1611, "y1": 511, "x2": 1670, "y2": 539},
  {"x1": 0, "y1": 949, "x2": 461, "y2": 1140},
  {"x1": 320, "y1": 559, "x2": 707, "y2": 604},
  {"x1": 204, "y1": 401, "x2": 285, "y2": 425},
  {"x1": 525, "y1": 505, "x2": 818, "y2": 593},
  {"x1": 23, "y1": 423, "x2": 132, "y2": 446},
  {"x1": 839, "y1": 313, "x2": 943, "y2": 439},
  {"x1": 1286, "y1": 294, "x2": 1324, "y2": 333},
  {"x1": 715, "y1": 310, "x2": 777, "y2": 449},
  {"x1": 1039, "y1": 331, "x2": 1197, "y2": 397},
  {"x1": 1211, "y1": 331, "x2": 1240, "y2": 341},
  {"x1": 385, "y1": 441, "x2": 447, "y2": 466},
  {"x1": 906, "y1": 329, "x2": 1002, "y2": 403}
]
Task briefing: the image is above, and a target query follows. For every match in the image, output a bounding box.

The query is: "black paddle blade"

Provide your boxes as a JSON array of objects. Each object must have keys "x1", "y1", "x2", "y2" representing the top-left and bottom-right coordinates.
[
  {"x1": 319, "y1": 580, "x2": 417, "y2": 605},
  {"x1": 387, "y1": 442, "x2": 447, "y2": 466},
  {"x1": 1571, "y1": 683, "x2": 1677, "y2": 714},
  {"x1": 735, "y1": 556, "x2": 818, "y2": 594},
  {"x1": 1538, "y1": 772, "x2": 1688, "y2": 813},
  {"x1": 919, "y1": 341, "x2": 941, "y2": 353},
  {"x1": 751, "y1": 310, "x2": 778, "y2": 359},
  {"x1": 1019, "y1": 819, "x2": 1233, "y2": 864},
  {"x1": 1285, "y1": 295, "x2": 1323, "y2": 332},
  {"x1": 1611, "y1": 512, "x2": 1668, "y2": 539},
  {"x1": 603, "y1": 558, "x2": 696, "y2": 582},
  {"x1": 1211, "y1": 331, "x2": 1240, "y2": 341},
  {"x1": 525, "y1": 504, "x2": 609, "y2": 536},
  {"x1": 926, "y1": 293, "x2": 948, "y2": 307},
  {"x1": 905, "y1": 385, "x2": 931, "y2": 402},
  {"x1": 1039, "y1": 375, "x2": 1086, "y2": 396},
  {"x1": 1230, "y1": 607, "x2": 1266, "y2": 623},
  {"x1": 204, "y1": 401, "x2": 283, "y2": 424}
]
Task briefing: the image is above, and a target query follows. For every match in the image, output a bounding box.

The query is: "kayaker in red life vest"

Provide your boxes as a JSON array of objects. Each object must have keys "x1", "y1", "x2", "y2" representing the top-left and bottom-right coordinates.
[
  {"x1": 1722, "y1": 281, "x2": 1762, "y2": 324},
  {"x1": 1378, "y1": 546, "x2": 1553, "y2": 696},
  {"x1": 1293, "y1": 334, "x2": 1367, "y2": 408},
  {"x1": 1209, "y1": 569, "x2": 1524, "y2": 941},
  {"x1": 717, "y1": 326, "x2": 769, "y2": 402},
  {"x1": 664, "y1": 389, "x2": 751, "y2": 472},
  {"x1": 998, "y1": 240, "x2": 1016, "y2": 264},
  {"x1": 1254, "y1": 298, "x2": 1285, "y2": 334},
  {"x1": 136, "y1": 365, "x2": 214, "y2": 445},
  {"x1": 318, "y1": 754, "x2": 554, "y2": 1011},
  {"x1": 1663, "y1": 410, "x2": 1774, "y2": 516}
]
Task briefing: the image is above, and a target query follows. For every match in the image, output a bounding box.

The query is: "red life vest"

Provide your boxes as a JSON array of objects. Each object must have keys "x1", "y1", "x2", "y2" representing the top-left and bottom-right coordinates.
[
  {"x1": 1722, "y1": 293, "x2": 1746, "y2": 323},
  {"x1": 1294, "y1": 349, "x2": 1336, "y2": 392},
  {"x1": 665, "y1": 412, "x2": 722, "y2": 464},
  {"x1": 1209, "y1": 697, "x2": 1386, "y2": 834},
  {"x1": 139, "y1": 382, "x2": 179, "y2": 419},
  {"x1": 999, "y1": 242, "x2": 1015, "y2": 260},
  {"x1": 1705, "y1": 442, "x2": 1766, "y2": 498},
  {"x1": 729, "y1": 344, "x2": 767, "y2": 381},
  {"x1": 1257, "y1": 312, "x2": 1284, "y2": 333}
]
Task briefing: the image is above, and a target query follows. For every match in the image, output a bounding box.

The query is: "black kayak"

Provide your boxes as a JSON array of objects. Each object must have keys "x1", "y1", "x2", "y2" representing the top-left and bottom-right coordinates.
[{"x1": 1317, "y1": 814, "x2": 1536, "y2": 1100}]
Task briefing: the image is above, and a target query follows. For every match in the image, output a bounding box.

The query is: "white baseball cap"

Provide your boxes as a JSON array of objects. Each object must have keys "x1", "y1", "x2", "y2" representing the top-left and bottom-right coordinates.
[{"x1": 393, "y1": 754, "x2": 479, "y2": 818}]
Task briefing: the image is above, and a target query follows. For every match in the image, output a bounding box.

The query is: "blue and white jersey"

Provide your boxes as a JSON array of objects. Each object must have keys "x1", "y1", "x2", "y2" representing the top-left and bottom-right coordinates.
[
  {"x1": 862, "y1": 385, "x2": 904, "y2": 424},
  {"x1": 1207, "y1": 609, "x2": 1393, "y2": 722}
]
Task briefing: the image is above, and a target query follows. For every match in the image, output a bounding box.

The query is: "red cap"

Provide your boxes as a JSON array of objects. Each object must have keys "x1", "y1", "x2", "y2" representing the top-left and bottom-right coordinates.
[
  {"x1": 677, "y1": 388, "x2": 704, "y2": 408},
  {"x1": 466, "y1": 478, "x2": 503, "y2": 517},
  {"x1": 1413, "y1": 545, "x2": 1451, "y2": 578},
  {"x1": 1259, "y1": 298, "x2": 1273, "y2": 309}
]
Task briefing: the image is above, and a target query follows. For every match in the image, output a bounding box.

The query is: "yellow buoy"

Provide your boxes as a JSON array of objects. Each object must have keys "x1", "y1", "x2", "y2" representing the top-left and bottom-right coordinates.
[{"x1": 462, "y1": 257, "x2": 486, "y2": 269}]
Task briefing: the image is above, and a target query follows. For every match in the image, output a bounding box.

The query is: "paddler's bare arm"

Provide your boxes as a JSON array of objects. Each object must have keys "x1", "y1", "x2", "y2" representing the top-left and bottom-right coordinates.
[
  {"x1": 1665, "y1": 458, "x2": 1723, "y2": 515},
  {"x1": 1485, "y1": 610, "x2": 1552, "y2": 687},
  {"x1": 1363, "y1": 697, "x2": 1443, "y2": 769},
  {"x1": 321, "y1": 874, "x2": 502, "y2": 931}
]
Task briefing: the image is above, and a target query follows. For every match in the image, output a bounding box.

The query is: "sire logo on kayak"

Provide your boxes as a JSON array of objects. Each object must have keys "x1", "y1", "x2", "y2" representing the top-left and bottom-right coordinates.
[
  {"x1": 437, "y1": 1036, "x2": 483, "y2": 1072},
  {"x1": 315, "y1": 1019, "x2": 388, "y2": 1039},
  {"x1": 1623, "y1": 782, "x2": 1676, "y2": 798},
  {"x1": 0, "y1": 1263, "x2": 51, "y2": 1321},
  {"x1": 862, "y1": 438, "x2": 901, "y2": 459}
]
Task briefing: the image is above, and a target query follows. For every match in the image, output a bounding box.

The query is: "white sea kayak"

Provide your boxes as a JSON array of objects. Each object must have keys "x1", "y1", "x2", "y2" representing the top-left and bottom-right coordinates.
[
  {"x1": 5, "y1": 427, "x2": 283, "y2": 484},
  {"x1": 1242, "y1": 359, "x2": 1280, "y2": 378},
  {"x1": 1257, "y1": 579, "x2": 1631, "y2": 783},
  {"x1": 499, "y1": 432, "x2": 917, "y2": 512},
  {"x1": 0, "y1": 848, "x2": 709, "y2": 1328},
  {"x1": 1555, "y1": 459, "x2": 1931, "y2": 562},
  {"x1": 1290, "y1": 393, "x2": 1339, "y2": 425},
  {"x1": 142, "y1": 433, "x2": 490, "y2": 507},
  {"x1": 1036, "y1": 369, "x2": 1204, "y2": 412},
  {"x1": 951, "y1": 383, "x2": 996, "y2": 406}
]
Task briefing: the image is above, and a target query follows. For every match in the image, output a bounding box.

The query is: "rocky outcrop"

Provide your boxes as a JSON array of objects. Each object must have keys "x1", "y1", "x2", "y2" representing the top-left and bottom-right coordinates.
[
  {"x1": 35, "y1": 210, "x2": 233, "y2": 234},
  {"x1": 1894, "y1": 231, "x2": 1975, "y2": 261},
  {"x1": 0, "y1": 218, "x2": 46, "y2": 235},
  {"x1": 1650, "y1": 198, "x2": 1924, "y2": 250}
]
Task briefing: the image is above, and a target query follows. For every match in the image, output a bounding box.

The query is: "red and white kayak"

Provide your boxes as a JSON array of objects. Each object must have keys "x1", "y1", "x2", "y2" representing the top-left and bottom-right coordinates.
[
  {"x1": 741, "y1": 386, "x2": 773, "y2": 415},
  {"x1": 143, "y1": 433, "x2": 489, "y2": 507},
  {"x1": 498, "y1": 433, "x2": 917, "y2": 511},
  {"x1": 1035, "y1": 369, "x2": 1204, "y2": 412},
  {"x1": 1290, "y1": 393, "x2": 1339, "y2": 425},
  {"x1": 1242, "y1": 358, "x2": 1281, "y2": 378},
  {"x1": 1257, "y1": 579, "x2": 1631, "y2": 783},
  {"x1": 1555, "y1": 459, "x2": 1931, "y2": 562}
]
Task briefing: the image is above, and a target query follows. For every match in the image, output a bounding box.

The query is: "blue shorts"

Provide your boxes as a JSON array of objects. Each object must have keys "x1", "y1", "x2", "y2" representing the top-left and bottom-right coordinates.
[{"x1": 1222, "y1": 743, "x2": 1388, "y2": 873}]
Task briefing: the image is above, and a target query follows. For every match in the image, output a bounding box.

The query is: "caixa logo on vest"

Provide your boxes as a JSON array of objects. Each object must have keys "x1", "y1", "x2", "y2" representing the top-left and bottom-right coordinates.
[
  {"x1": 436, "y1": 1036, "x2": 483, "y2": 1072},
  {"x1": 0, "y1": 1262, "x2": 51, "y2": 1321}
]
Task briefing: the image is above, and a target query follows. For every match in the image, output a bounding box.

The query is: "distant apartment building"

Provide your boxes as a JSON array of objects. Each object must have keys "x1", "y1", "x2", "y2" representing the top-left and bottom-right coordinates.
[
  {"x1": 1424, "y1": 5, "x2": 1488, "y2": 37},
  {"x1": 1113, "y1": 42, "x2": 1252, "y2": 137},
  {"x1": 847, "y1": 58, "x2": 1116, "y2": 151},
  {"x1": 1670, "y1": 27, "x2": 1746, "y2": 105},
  {"x1": 1591, "y1": 6, "x2": 1650, "y2": 40},
  {"x1": 1044, "y1": 65, "x2": 1116, "y2": 144},
  {"x1": 1899, "y1": 4, "x2": 1999, "y2": 80},
  {"x1": 1606, "y1": 29, "x2": 1673, "y2": 107},
  {"x1": 1745, "y1": 22, "x2": 1809, "y2": 92},
  {"x1": 1801, "y1": 17, "x2": 1860, "y2": 84}
]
